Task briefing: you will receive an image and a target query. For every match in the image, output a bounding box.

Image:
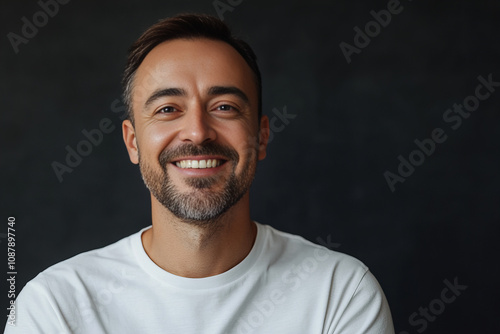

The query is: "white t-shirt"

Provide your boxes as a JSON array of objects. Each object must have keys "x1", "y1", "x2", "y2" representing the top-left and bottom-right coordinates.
[{"x1": 4, "y1": 223, "x2": 394, "y2": 334}]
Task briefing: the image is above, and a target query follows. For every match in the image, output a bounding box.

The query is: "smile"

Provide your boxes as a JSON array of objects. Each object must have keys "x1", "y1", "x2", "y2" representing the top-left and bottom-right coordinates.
[{"x1": 174, "y1": 159, "x2": 223, "y2": 169}]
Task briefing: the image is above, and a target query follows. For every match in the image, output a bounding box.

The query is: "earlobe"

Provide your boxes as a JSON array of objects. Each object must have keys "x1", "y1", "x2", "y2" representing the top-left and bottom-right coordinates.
[
  {"x1": 122, "y1": 120, "x2": 139, "y2": 164},
  {"x1": 258, "y1": 115, "x2": 270, "y2": 160}
]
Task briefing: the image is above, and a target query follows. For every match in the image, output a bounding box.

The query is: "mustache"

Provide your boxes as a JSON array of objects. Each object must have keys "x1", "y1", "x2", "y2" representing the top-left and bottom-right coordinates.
[{"x1": 159, "y1": 142, "x2": 239, "y2": 168}]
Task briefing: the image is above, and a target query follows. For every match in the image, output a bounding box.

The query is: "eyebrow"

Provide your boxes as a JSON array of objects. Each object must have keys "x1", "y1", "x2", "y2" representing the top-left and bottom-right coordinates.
[
  {"x1": 207, "y1": 86, "x2": 250, "y2": 105},
  {"x1": 144, "y1": 88, "x2": 187, "y2": 109}
]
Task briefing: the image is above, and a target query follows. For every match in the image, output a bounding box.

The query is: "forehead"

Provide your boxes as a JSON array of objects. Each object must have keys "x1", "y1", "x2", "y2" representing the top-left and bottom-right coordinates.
[{"x1": 132, "y1": 38, "x2": 257, "y2": 105}]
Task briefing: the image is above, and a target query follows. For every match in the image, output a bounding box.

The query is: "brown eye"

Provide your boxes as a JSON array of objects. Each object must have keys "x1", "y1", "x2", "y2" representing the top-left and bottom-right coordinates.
[
  {"x1": 216, "y1": 104, "x2": 238, "y2": 112},
  {"x1": 157, "y1": 106, "x2": 177, "y2": 114}
]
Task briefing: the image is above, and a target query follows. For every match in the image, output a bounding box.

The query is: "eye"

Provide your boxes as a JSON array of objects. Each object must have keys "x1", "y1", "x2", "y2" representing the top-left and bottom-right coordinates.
[
  {"x1": 215, "y1": 104, "x2": 239, "y2": 112},
  {"x1": 156, "y1": 106, "x2": 178, "y2": 114}
]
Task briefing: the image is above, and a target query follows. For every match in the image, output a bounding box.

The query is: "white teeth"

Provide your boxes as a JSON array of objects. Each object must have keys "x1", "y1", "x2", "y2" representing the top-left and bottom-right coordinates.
[{"x1": 175, "y1": 159, "x2": 221, "y2": 169}]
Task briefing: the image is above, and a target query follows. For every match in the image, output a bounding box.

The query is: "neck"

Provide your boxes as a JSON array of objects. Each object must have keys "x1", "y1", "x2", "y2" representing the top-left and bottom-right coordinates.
[{"x1": 142, "y1": 192, "x2": 257, "y2": 278}]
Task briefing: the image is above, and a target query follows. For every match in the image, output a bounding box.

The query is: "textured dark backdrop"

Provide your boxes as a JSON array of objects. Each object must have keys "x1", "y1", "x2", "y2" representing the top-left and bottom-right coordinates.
[{"x1": 2, "y1": 0, "x2": 499, "y2": 333}]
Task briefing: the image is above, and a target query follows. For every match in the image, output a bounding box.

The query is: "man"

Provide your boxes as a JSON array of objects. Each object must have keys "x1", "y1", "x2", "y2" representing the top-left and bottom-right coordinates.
[{"x1": 5, "y1": 14, "x2": 394, "y2": 333}]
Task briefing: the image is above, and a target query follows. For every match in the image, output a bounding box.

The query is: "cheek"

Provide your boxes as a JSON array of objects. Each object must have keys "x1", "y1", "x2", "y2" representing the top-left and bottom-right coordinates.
[
  {"x1": 138, "y1": 124, "x2": 175, "y2": 158},
  {"x1": 228, "y1": 126, "x2": 260, "y2": 160}
]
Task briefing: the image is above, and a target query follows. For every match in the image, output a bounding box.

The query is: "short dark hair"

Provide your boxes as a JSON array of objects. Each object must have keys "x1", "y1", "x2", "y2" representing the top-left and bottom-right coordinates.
[{"x1": 122, "y1": 13, "x2": 262, "y2": 124}]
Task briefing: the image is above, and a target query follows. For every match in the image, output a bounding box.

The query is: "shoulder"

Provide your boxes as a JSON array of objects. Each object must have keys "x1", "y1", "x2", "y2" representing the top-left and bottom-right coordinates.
[
  {"x1": 259, "y1": 223, "x2": 368, "y2": 277},
  {"x1": 7, "y1": 233, "x2": 145, "y2": 333},
  {"x1": 25, "y1": 228, "x2": 143, "y2": 297},
  {"x1": 45, "y1": 230, "x2": 138, "y2": 275},
  {"x1": 6, "y1": 230, "x2": 145, "y2": 333},
  {"x1": 257, "y1": 223, "x2": 394, "y2": 333}
]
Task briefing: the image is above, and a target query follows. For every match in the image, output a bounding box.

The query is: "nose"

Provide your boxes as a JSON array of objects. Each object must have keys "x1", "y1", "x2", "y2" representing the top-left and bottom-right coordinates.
[{"x1": 177, "y1": 104, "x2": 217, "y2": 145}]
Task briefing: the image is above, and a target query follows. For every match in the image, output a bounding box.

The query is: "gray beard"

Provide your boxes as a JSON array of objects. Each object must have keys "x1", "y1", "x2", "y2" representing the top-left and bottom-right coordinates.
[{"x1": 138, "y1": 142, "x2": 257, "y2": 224}]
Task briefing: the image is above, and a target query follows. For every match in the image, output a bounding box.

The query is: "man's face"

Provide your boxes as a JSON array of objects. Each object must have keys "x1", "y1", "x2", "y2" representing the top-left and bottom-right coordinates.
[{"x1": 122, "y1": 38, "x2": 269, "y2": 222}]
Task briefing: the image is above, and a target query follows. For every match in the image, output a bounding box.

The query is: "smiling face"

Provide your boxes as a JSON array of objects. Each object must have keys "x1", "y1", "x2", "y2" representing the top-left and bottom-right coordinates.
[{"x1": 122, "y1": 38, "x2": 269, "y2": 222}]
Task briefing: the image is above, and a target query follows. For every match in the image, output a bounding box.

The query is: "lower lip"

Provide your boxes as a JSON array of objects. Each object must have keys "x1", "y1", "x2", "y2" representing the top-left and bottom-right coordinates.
[{"x1": 170, "y1": 162, "x2": 227, "y2": 176}]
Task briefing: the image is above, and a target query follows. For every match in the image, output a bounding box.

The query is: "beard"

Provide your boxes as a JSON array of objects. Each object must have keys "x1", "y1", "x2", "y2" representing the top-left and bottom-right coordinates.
[{"x1": 138, "y1": 142, "x2": 257, "y2": 223}]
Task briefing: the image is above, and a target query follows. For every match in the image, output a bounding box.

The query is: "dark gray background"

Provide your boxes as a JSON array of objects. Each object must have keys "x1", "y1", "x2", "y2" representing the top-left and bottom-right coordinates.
[{"x1": 2, "y1": 0, "x2": 499, "y2": 333}]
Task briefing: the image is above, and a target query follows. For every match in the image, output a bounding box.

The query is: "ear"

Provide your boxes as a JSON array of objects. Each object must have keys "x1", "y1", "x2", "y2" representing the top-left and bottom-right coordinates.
[
  {"x1": 257, "y1": 115, "x2": 270, "y2": 161},
  {"x1": 122, "y1": 120, "x2": 139, "y2": 164}
]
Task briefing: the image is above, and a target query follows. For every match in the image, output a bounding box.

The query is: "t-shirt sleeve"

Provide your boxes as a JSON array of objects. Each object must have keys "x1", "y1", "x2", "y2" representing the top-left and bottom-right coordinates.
[
  {"x1": 4, "y1": 274, "x2": 69, "y2": 334},
  {"x1": 331, "y1": 270, "x2": 395, "y2": 334}
]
